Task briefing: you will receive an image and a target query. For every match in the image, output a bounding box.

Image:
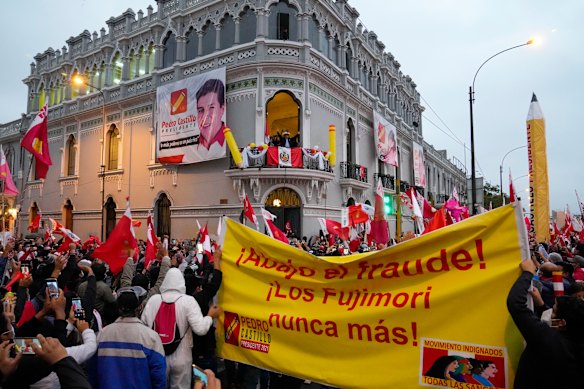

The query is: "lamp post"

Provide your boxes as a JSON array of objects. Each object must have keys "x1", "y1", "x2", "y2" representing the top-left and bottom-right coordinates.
[
  {"x1": 499, "y1": 145, "x2": 527, "y2": 204},
  {"x1": 468, "y1": 40, "x2": 533, "y2": 215},
  {"x1": 72, "y1": 76, "x2": 106, "y2": 240}
]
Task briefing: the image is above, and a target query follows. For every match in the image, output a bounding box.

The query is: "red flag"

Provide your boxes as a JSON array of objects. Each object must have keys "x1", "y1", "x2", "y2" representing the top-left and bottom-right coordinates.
[
  {"x1": 21, "y1": 103, "x2": 52, "y2": 179},
  {"x1": 131, "y1": 219, "x2": 142, "y2": 228},
  {"x1": 199, "y1": 223, "x2": 214, "y2": 261},
  {"x1": 82, "y1": 235, "x2": 101, "y2": 250},
  {"x1": 347, "y1": 204, "x2": 369, "y2": 227},
  {"x1": 28, "y1": 213, "x2": 41, "y2": 232},
  {"x1": 243, "y1": 194, "x2": 258, "y2": 229},
  {"x1": 509, "y1": 170, "x2": 516, "y2": 202},
  {"x1": 145, "y1": 213, "x2": 159, "y2": 268},
  {"x1": 423, "y1": 207, "x2": 452, "y2": 234},
  {"x1": 318, "y1": 218, "x2": 349, "y2": 240},
  {"x1": 0, "y1": 147, "x2": 19, "y2": 196},
  {"x1": 91, "y1": 199, "x2": 138, "y2": 275},
  {"x1": 261, "y1": 208, "x2": 289, "y2": 244}
]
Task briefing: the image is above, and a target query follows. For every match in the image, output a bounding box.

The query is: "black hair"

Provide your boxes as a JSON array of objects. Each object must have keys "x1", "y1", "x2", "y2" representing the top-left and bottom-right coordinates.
[
  {"x1": 196, "y1": 79, "x2": 225, "y2": 107},
  {"x1": 558, "y1": 261, "x2": 574, "y2": 278},
  {"x1": 567, "y1": 282, "x2": 584, "y2": 296},
  {"x1": 92, "y1": 262, "x2": 107, "y2": 282},
  {"x1": 132, "y1": 274, "x2": 149, "y2": 290},
  {"x1": 556, "y1": 295, "x2": 584, "y2": 333}
]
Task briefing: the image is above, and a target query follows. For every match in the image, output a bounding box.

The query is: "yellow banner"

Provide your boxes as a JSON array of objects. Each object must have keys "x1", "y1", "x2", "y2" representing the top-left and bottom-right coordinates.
[{"x1": 217, "y1": 204, "x2": 526, "y2": 389}]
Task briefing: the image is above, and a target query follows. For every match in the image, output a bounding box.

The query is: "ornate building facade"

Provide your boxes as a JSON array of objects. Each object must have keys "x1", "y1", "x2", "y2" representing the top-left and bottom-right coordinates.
[{"x1": 0, "y1": 0, "x2": 466, "y2": 240}]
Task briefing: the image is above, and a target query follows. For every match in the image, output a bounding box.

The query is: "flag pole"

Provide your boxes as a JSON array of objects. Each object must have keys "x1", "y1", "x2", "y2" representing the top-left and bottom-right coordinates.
[
  {"x1": 576, "y1": 190, "x2": 584, "y2": 218},
  {"x1": 396, "y1": 147, "x2": 402, "y2": 243}
]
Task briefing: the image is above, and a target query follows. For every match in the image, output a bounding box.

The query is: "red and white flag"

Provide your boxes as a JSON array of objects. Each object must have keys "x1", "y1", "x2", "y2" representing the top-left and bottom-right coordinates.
[
  {"x1": 261, "y1": 208, "x2": 289, "y2": 244},
  {"x1": 21, "y1": 103, "x2": 52, "y2": 179},
  {"x1": 199, "y1": 222, "x2": 214, "y2": 261},
  {"x1": 0, "y1": 147, "x2": 19, "y2": 196},
  {"x1": 28, "y1": 212, "x2": 41, "y2": 232},
  {"x1": 277, "y1": 147, "x2": 292, "y2": 167},
  {"x1": 369, "y1": 178, "x2": 389, "y2": 245},
  {"x1": 242, "y1": 194, "x2": 259, "y2": 229},
  {"x1": 144, "y1": 213, "x2": 159, "y2": 268},
  {"x1": 509, "y1": 170, "x2": 516, "y2": 202},
  {"x1": 91, "y1": 198, "x2": 138, "y2": 275}
]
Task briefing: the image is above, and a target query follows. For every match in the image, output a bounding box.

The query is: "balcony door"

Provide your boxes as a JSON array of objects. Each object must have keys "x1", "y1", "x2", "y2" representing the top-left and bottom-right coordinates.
[{"x1": 265, "y1": 187, "x2": 302, "y2": 239}]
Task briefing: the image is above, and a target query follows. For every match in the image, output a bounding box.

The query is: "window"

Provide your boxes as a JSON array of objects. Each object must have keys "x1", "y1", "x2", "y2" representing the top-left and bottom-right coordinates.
[
  {"x1": 308, "y1": 15, "x2": 319, "y2": 49},
  {"x1": 156, "y1": 193, "x2": 171, "y2": 237},
  {"x1": 148, "y1": 44, "x2": 156, "y2": 73},
  {"x1": 345, "y1": 44, "x2": 352, "y2": 74},
  {"x1": 265, "y1": 188, "x2": 302, "y2": 237},
  {"x1": 265, "y1": 91, "x2": 301, "y2": 146},
  {"x1": 128, "y1": 49, "x2": 136, "y2": 79},
  {"x1": 239, "y1": 7, "x2": 256, "y2": 44},
  {"x1": 29, "y1": 202, "x2": 39, "y2": 231},
  {"x1": 185, "y1": 28, "x2": 199, "y2": 61},
  {"x1": 104, "y1": 197, "x2": 117, "y2": 238},
  {"x1": 107, "y1": 125, "x2": 119, "y2": 170},
  {"x1": 220, "y1": 14, "x2": 235, "y2": 49},
  {"x1": 38, "y1": 84, "x2": 46, "y2": 108},
  {"x1": 137, "y1": 47, "x2": 146, "y2": 76},
  {"x1": 201, "y1": 23, "x2": 215, "y2": 56},
  {"x1": 49, "y1": 83, "x2": 55, "y2": 106},
  {"x1": 346, "y1": 119, "x2": 355, "y2": 163},
  {"x1": 112, "y1": 53, "x2": 122, "y2": 85},
  {"x1": 268, "y1": 1, "x2": 298, "y2": 41},
  {"x1": 66, "y1": 135, "x2": 76, "y2": 176},
  {"x1": 63, "y1": 200, "x2": 73, "y2": 230}
]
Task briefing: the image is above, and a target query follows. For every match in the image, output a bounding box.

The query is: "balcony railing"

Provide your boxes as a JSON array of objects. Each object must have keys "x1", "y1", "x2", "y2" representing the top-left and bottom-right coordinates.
[
  {"x1": 229, "y1": 147, "x2": 332, "y2": 172},
  {"x1": 340, "y1": 162, "x2": 367, "y2": 183},
  {"x1": 436, "y1": 194, "x2": 449, "y2": 204},
  {"x1": 373, "y1": 173, "x2": 395, "y2": 191}
]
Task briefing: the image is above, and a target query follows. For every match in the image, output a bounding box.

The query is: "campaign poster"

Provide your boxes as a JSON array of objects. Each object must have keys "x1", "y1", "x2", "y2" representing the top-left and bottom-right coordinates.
[
  {"x1": 413, "y1": 141, "x2": 427, "y2": 188},
  {"x1": 156, "y1": 67, "x2": 226, "y2": 164},
  {"x1": 373, "y1": 111, "x2": 398, "y2": 167}
]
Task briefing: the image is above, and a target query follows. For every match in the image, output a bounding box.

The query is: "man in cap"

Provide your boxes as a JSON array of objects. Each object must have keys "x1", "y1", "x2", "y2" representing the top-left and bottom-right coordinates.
[
  {"x1": 570, "y1": 255, "x2": 584, "y2": 281},
  {"x1": 91, "y1": 286, "x2": 166, "y2": 389},
  {"x1": 279, "y1": 130, "x2": 297, "y2": 148}
]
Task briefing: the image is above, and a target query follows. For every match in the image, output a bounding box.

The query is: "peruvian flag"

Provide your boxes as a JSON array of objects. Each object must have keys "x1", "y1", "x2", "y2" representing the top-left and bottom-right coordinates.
[
  {"x1": 28, "y1": 213, "x2": 41, "y2": 232},
  {"x1": 144, "y1": 213, "x2": 159, "y2": 268},
  {"x1": 261, "y1": 208, "x2": 289, "y2": 244},
  {"x1": 509, "y1": 170, "x2": 516, "y2": 202},
  {"x1": 417, "y1": 191, "x2": 436, "y2": 219},
  {"x1": 0, "y1": 147, "x2": 19, "y2": 196},
  {"x1": 48, "y1": 217, "x2": 81, "y2": 252},
  {"x1": 21, "y1": 102, "x2": 52, "y2": 179},
  {"x1": 242, "y1": 194, "x2": 259, "y2": 229},
  {"x1": 198, "y1": 222, "x2": 213, "y2": 261},
  {"x1": 369, "y1": 178, "x2": 389, "y2": 245},
  {"x1": 317, "y1": 218, "x2": 349, "y2": 240},
  {"x1": 406, "y1": 187, "x2": 425, "y2": 233},
  {"x1": 81, "y1": 235, "x2": 100, "y2": 250},
  {"x1": 91, "y1": 198, "x2": 138, "y2": 275}
]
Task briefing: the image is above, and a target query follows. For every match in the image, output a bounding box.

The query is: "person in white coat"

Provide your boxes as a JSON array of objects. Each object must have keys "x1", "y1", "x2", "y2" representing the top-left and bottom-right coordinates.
[{"x1": 141, "y1": 268, "x2": 221, "y2": 389}]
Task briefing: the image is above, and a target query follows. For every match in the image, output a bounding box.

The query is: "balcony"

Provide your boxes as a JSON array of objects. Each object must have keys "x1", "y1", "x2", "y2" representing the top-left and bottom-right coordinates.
[
  {"x1": 373, "y1": 173, "x2": 395, "y2": 191},
  {"x1": 340, "y1": 162, "x2": 367, "y2": 183},
  {"x1": 228, "y1": 146, "x2": 332, "y2": 172},
  {"x1": 399, "y1": 180, "x2": 411, "y2": 192}
]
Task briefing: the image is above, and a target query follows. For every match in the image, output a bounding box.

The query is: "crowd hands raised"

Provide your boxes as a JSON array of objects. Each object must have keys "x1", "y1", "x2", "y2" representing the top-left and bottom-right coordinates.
[
  {"x1": 0, "y1": 234, "x2": 223, "y2": 389},
  {"x1": 507, "y1": 240, "x2": 584, "y2": 388}
]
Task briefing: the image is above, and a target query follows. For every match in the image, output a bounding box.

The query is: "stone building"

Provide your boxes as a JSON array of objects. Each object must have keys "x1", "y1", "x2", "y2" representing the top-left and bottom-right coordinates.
[{"x1": 0, "y1": 0, "x2": 466, "y2": 241}]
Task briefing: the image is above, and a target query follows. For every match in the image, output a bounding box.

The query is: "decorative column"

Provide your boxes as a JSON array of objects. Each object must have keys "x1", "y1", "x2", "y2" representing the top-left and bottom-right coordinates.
[
  {"x1": 176, "y1": 36, "x2": 187, "y2": 62},
  {"x1": 234, "y1": 17, "x2": 241, "y2": 44},
  {"x1": 154, "y1": 44, "x2": 165, "y2": 70},
  {"x1": 197, "y1": 32, "x2": 204, "y2": 56},
  {"x1": 215, "y1": 24, "x2": 221, "y2": 51}
]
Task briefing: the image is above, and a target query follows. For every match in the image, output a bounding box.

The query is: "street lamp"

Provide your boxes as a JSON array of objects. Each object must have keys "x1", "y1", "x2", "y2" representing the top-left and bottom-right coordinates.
[
  {"x1": 468, "y1": 39, "x2": 534, "y2": 214},
  {"x1": 499, "y1": 145, "x2": 527, "y2": 204},
  {"x1": 72, "y1": 75, "x2": 107, "y2": 240}
]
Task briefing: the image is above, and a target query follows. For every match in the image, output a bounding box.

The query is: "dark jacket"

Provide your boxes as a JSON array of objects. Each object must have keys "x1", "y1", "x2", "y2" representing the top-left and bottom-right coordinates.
[
  {"x1": 192, "y1": 268, "x2": 222, "y2": 356},
  {"x1": 507, "y1": 271, "x2": 584, "y2": 388}
]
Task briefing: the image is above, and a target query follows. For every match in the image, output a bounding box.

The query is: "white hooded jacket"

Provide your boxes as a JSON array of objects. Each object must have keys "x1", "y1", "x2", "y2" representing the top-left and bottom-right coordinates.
[{"x1": 141, "y1": 268, "x2": 213, "y2": 348}]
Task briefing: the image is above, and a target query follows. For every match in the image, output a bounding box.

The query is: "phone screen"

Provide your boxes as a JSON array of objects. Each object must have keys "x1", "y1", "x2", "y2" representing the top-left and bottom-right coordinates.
[
  {"x1": 72, "y1": 297, "x2": 84, "y2": 319},
  {"x1": 21, "y1": 265, "x2": 30, "y2": 276},
  {"x1": 14, "y1": 338, "x2": 41, "y2": 355},
  {"x1": 46, "y1": 278, "x2": 59, "y2": 299},
  {"x1": 197, "y1": 243, "x2": 204, "y2": 254},
  {"x1": 192, "y1": 365, "x2": 208, "y2": 384}
]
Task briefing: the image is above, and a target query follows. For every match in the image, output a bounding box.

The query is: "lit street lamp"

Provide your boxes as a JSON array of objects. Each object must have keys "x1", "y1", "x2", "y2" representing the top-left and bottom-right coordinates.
[
  {"x1": 468, "y1": 39, "x2": 534, "y2": 214},
  {"x1": 72, "y1": 75, "x2": 107, "y2": 241},
  {"x1": 499, "y1": 145, "x2": 527, "y2": 204}
]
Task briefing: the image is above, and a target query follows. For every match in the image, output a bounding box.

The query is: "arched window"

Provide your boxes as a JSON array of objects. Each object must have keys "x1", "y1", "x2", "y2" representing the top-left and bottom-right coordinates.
[
  {"x1": 268, "y1": 1, "x2": 299, "y2": 41},
  {"x1": 163, "y1": 32, "x2": 177, "y2": 68},
  {"x1": 156, "y1": 193, "x2": 171, "y2": 237},
  {"x1": 4, "y1": 146, "x2": 14, "y2": 172},
  {"x1": 29, "y1": 202, "x2": 40, "y2": 232},
  {"x1": 201, "y1": 22, "x2": 215, "y2": 56},
  {"x1": 308, "y1": 15, "x2": 319, "y2": 49},
  {"x1": 104, "y1": 197, "x2": 117, "y2": 238},
  {"x1": 346, "y1": 197, "x2": 356, "y2": 207},
  {"x1": 220, "y1": 14, "x2": 236, "y2": 49},
  {"x1": 265, "y1": 188, "x2": 302, "y2": 237},
  {"x1": 48, "y1": 83, "x2": 56, "y2": 106},
  {"x1": 346, "y1": 119, "x2": 355, "y2": 164},
  {"x1": 137, "y1": 47, "x2": 146, "y2": 77},
  {"x1": 38, "y1": 84, "x2": 46, "y2": 108},
  {"x1": 322, "y1": 28, "x2": 331, "y2": 54},
  {"x1": 63, "y1": 200, "x2": 74, "y2": 230},
  {"x1": 148, "y1": 44, "x2": 156, "y2": 73},
  {"x1": 107, "y1": 125, "x2": 119, "y2": 170},
  {"x1": 265, "y1": 91, "x2": 301, "y2": 146},
  {"x1": 332, "y1": 36, "x2": 340, "y2": 66},
  {"x1": 185, "y1": 28, "x2": 199, "y2": 61},
  {"x1": 128, "y1": 49, "x2": 137, "y2": 79},
  {"x1": 239, "y1": 7, "x2": 257, "y2": 44},
  {"x1": 112, "y1": 53, "x2": 122, "y2": 85},
  {"x1": 345, "y1": 44, "x2": 352, "y2": 74},
  {"x1": 66, "y1": 135, "x2": 76, "y2": 176}
]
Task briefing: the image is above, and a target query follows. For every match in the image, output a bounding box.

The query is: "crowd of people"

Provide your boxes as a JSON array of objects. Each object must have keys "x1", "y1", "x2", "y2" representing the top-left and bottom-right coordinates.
[{"x1": 0, "y1": 220, "x2": 583, "y2": 388}]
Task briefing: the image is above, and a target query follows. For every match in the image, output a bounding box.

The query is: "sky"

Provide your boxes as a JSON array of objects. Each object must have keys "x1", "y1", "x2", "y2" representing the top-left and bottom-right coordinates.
[{"x1": 0, "y1": 0, "x2": 582, "y2": 214}]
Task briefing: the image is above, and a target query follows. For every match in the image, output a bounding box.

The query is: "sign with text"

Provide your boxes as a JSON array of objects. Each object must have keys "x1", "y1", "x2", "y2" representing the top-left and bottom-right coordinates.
[{"x1": 217, "y1": 204, "x2": 526, "y2": 389}]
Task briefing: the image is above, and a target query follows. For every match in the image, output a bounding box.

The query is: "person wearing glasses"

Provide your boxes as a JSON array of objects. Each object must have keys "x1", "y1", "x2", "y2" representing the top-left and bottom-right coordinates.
[{"x1": 92, "y1": 286, "x2": 166, "y2": 389}]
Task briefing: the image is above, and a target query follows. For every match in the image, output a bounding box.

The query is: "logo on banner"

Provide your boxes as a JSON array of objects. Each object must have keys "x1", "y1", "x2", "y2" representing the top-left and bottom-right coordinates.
[
  {"x1": 223, "y1": 311, "x2": 271, "y2": 353},
  {"x1": 170, "y1": 89, "x2": 188, "y2": 115}
]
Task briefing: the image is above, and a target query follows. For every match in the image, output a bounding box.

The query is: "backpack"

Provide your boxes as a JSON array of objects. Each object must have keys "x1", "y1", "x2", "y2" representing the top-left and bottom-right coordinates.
[{"x1": 153, "y1": 296, "x2": 183, "y2": 355}]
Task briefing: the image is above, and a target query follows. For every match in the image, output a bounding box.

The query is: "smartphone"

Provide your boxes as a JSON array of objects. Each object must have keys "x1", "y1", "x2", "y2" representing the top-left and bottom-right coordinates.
[
  {"x1": 46, "y1": 278, "x2": 59, "y2": 299},
  {"x1": 13, "y1": 337, "x2": 41, "y2": 355},
  {"x1": 192, "y1": 364, "x2": 208, "y2": 385},
  {"x1": 72, "y1": 297, "x2": 84, "y2": 320},
  {"x1": 197, "y1": 243, "x2": 204, "y2": 254},
  {"x1": 21, "y1": 265, "x2": 30, "y2": 276}
]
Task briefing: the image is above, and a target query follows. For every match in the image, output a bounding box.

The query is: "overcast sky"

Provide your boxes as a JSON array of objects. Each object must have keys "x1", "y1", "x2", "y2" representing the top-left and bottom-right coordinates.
[{"x1": 1, "y1": 0, "x2": 582, "y2": 214}]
